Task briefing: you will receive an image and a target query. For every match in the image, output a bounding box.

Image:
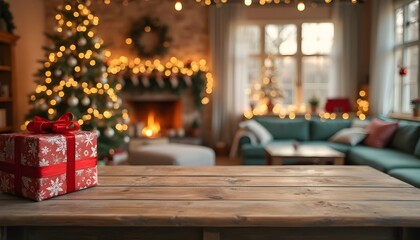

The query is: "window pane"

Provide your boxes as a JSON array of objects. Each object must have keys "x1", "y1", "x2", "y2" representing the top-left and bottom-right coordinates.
[
  {"x1": 403, "y1": 45, "x2": 419, "y2": 112},
  {"x1": 302, "y1": 56, "x2": 332, "y2": 106},
  {"x1": 247, "y1": 57, "x2": 261, "y2": 85},
  {"x1": 394, "y1": 49, "x2": 403, "y2": 112},
  {"x1": 407, "y1": 1, "x2": 419, "y2": 42},
  {"x1": 395, "y1": 8, "x2": 404, "y2": 44},
  {"x1": 239, "y1": 25, "x2": 260, "y2": 55},
  {"x1": 265, "y1": 24, "x2": 297, "y2": 55},
  {"x1": 273, "y1": 57, "x2": 296, "y2": 105},
  {"x1": 302, "y1": 23, "x2": 334, "y2": 55}
]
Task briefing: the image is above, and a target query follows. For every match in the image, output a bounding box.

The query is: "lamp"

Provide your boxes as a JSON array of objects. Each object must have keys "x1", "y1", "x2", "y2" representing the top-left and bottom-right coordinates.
[{"x1": 325, "y1": 98, "x2": 352, "y2": 113}]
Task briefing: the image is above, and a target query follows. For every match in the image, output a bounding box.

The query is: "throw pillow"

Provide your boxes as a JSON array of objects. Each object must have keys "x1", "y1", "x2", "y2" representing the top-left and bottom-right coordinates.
[
  {"x1": 329, "y1": 128, "x2": 368, "y2": 146},
  {"x1": 239, "y1": 119, "x2": 273, "y2": 145},
  {"x1": 351, "y1": 119, "x2": 370, "y2": 129},
  {"x1": 363, "y1": 118, "x2": 399, "y2": 148}
]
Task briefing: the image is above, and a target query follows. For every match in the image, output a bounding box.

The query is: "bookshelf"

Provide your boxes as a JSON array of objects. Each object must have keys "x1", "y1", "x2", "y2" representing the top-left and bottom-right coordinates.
[{"x1": 0, "y1": 32, "x2": 18, "y2": 133}]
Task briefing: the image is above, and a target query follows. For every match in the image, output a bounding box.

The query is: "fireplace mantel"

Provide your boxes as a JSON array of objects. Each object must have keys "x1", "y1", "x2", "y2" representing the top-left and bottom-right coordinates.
[{"x1": 122, "y1": 93, "x2": 180, "y2": 102}]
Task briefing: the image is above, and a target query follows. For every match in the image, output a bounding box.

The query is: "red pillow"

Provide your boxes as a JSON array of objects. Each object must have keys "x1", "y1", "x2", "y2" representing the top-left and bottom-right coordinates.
[{"x1": 364, "y1": 118, "x2": 398, "y2": 148}]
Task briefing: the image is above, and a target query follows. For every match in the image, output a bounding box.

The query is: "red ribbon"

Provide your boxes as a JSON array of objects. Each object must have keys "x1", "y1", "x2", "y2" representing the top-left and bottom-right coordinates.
[
  {"x1": 0, "y1": 157, "x2": 96, "y2": 179},
  {"x1": 27, "y1": 112, "x2": 80, "y2": 134}
]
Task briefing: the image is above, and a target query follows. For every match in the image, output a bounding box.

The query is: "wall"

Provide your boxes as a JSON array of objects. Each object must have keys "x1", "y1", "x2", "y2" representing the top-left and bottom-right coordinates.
[
  {"x1": 44, "y1": 0, "x2": 209, "y2": 62},
  {"x1": 7, "y1": 0, "x2": 45, "y2": 128}
]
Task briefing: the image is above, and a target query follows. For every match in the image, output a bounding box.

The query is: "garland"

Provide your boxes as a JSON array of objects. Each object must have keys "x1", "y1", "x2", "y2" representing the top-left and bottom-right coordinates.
[
  {"x1": 128, "y1": 16, "x2": 171, "y2": 58},
  {"x1": 108, "y1": 58, "x2": 212, "y2": 109},
  {"x1": 0, "y1": 0, "x2": 15, "y2": 33}
]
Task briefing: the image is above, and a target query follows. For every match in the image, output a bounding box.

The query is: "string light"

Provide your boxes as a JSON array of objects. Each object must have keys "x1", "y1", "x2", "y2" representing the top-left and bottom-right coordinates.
[
  {"x1": 297, "y1": 1, "x2": 305, "y2": 11},
  {"x1": 175, "y1": 0, "x2": 183, "y2": 11},
  {"x1": 103, "y1": 0, "x2": 363, "y2": 11}
]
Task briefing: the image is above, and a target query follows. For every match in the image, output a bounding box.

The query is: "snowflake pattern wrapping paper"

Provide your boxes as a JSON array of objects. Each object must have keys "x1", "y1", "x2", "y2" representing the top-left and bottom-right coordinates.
[{"x1": 0, "y1": 131, "x2": 98, "y2": 201}]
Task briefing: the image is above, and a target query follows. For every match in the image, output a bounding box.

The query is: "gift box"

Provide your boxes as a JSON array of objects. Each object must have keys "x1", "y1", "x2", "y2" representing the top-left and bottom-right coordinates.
[{"x1": 0, "y1": 113, "x2": 98, "y2": 201}]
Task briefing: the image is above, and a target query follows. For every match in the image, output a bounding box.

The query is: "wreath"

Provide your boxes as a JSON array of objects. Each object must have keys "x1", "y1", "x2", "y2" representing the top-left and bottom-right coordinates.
[
  {"x1": 0, "y1": 0, "x2": 15, "y2": 33},
  {"x1": 128, "y1": 16, "x2": 171, "y2": 58}
]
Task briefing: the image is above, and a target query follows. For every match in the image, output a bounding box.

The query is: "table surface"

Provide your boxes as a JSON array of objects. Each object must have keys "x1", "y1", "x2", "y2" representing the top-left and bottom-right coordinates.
[
  {"x1": 1, "y1": 166, "x2": 420, "y2": 227},
  {"x1": 265, "y1": 145, "x2": 345, "y2": 158}
]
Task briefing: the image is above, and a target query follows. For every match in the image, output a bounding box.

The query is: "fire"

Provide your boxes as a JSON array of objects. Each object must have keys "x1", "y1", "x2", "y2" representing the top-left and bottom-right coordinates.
[{"x1": 142, "y1": 112, "x2": 160, "y2": 137}]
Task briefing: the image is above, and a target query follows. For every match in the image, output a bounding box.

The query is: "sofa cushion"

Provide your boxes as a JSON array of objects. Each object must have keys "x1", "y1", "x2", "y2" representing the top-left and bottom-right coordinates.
[
  {"x1": 347, "y1": 146, "x2": 420, "y2": 172},
  {"x1": 415, "y1": 140, "x2": 420, "y2": 158},
  {"x1": 390, "y1": 123, "x2": 420, "y2": 154},
  {"x1": 363, "y1": 118, "x2": 398, "y2": 148},
  {"x1": 310, "y1": 119, "x2": 352, "y2": 141},
  {"x1": 241, "y1": 140, "x2": 294, "y2": 158},
  {"x1": 329, "y1": 128, "x2": 367, "y2": 146},
  {"x1": 255, "y1": 118, "x2": 310, "y2": 141},
  {"x1": 388, "y1": 168, "x2": 420, "y2": 188},
  {"x1": 239, "y1": 119, "x2": 273, "y2": 145}
]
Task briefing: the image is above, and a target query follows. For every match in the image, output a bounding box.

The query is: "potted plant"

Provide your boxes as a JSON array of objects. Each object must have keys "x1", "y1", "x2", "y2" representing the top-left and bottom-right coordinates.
[
  {"x1": 308, "y1": 96, "x2": 319, "y2": 113},
  {"x1": 0, "y1": 0, "x2": 15, "y2": 33},
  {"x1": 411, "y1": 98, "x2": 420, "y2": 117}
]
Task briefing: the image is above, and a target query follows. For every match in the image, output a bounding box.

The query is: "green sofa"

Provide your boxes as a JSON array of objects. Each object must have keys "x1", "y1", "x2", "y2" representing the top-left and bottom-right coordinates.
[{"x1": 238, "y1": 116, "x2": 420, "y2": 187}]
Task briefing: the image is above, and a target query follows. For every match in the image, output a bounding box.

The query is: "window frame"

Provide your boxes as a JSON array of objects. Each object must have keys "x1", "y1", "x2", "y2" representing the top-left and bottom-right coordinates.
[
  {"x1": 242, "y1": 19, "x2": 334, "y2": 107},
  {"x1": 394, "y1": 0, "x2": 420, "y2": 113}
]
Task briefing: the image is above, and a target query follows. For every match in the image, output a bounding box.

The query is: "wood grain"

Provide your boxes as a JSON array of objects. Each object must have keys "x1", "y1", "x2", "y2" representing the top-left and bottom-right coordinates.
[
  {"x1": 1, "y1": 165, "x2": 420, "y2": 240},
  {"x1": 55, "y1": 186, "x2": 420, "y2": 201},
  {"x1": 97, "y1": 175, "x2": 409, "y2": 187},
  {"x1": 98, "y1": 165, "x2": 388, "y2": 177}
]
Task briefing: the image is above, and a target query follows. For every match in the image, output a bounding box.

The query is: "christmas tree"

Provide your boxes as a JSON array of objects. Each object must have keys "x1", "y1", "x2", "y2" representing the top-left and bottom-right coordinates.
[
  {"x1": 247, "y1": 55, "x2": 284, "y2": 114},
  {"x1": 24, "y1": 0, "x2": 130, "y2": 159}
]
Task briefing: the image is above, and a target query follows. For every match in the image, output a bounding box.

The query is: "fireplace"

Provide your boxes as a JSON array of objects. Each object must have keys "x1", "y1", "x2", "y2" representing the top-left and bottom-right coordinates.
[{"x1": 125, "y1": 95, "x2": 184, "y2": 137}]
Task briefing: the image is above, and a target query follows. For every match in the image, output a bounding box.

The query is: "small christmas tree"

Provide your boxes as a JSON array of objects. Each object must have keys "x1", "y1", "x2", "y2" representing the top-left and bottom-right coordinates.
[
  {"x1": 247, "y1": 55, "x2": 284, "y2": 113},
  {"x1": 25, "y1": 0, "x2": 129, "y2": 159}
]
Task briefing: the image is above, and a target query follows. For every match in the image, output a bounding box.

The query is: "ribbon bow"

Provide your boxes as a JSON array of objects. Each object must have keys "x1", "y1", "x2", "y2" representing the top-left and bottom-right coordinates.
[{"x1": 27, "y1": 112, "x2": 80, "y2": 134}]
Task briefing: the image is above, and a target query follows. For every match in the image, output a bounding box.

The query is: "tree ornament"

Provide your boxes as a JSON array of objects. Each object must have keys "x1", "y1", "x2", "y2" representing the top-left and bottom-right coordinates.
[
  {"x1": 93, "y1": 37, "x2": 100, "y2": 44},
  {"x1": 104, "y1": 127, "x2": 115, "y2": 138},
  {"x1": 116, "y1": 98, "x2": 122, "y2": 105},
  {"x1": 66, "y1": 30, "x2": 72, "y2": 37},
  {"x1": 81, "y1": 96, "x2": 90, "y2": 106},
  {"x1": 67, "y1": 94, "x2": 79, "y2": 106},
  {"x1": 54, "y1": 95, "x2": 62, "y2": 103},
  {"x1": 124, "y1": 136, "x2": 130, "y2": 143},
  {"x1": 78, "y1": 37, "x2": 87, "y2": 46},
  {"x1": 101, "y1": 66, "x2": 107, "y2": 73},
  {"x1": 39, "y1": 102, "x2": 48, "y2": 111},
  {"x1": 93, "y1": 128, "x2": 100, "y2": 137},
  {"x1": 399, "y1": 66, "x2": 408, "y2": 76},
  {"x1": 124, "y1": 116, "x2": 130, "y2": 124},
  {"x1": 54, "y1": 69, "x2": 62, "y2": 77},
  {"x1": 106, "y1": 101, "x2": 113, "y2": 109},
  {"x1": 67, "y1": 56, "x2": 77, "y2": 67},
  {"x1": 81, "y1": 66, "x2": 88, "y2": 74},
  {"x1": 100, "y1": 76, "x2": 108, "y2": 84}
]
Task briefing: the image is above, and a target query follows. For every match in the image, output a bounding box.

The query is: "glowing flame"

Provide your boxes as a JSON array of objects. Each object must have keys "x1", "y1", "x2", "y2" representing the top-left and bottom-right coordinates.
[{"x1": 142, "y1": 112, "x2": 160, "y2": 137}]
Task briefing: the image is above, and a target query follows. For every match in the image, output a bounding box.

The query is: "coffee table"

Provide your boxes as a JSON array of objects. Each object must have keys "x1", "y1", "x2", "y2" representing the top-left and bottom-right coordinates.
[{"x1": 264, "y1": 145, "x2": 345, "y2": 165}]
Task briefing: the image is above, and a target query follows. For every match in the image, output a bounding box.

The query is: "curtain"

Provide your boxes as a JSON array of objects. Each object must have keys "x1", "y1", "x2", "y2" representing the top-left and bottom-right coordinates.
[
  {"x1": 209, "y1": 4, "x2": 247, "y2": 147},
  {"x1": 330, "y1": 2, "x2": 359, "y2": 103},
  {"x1": 369, "y1": 0, "x2": 394, "y2": 115}
]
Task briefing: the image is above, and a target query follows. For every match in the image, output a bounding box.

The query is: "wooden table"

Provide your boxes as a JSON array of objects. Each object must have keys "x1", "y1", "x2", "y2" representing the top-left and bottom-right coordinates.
[
  {"x1": 265, "y1": 145, "x2": 345, "y2": 165},
  {"x1": 1, "y1": 166, "x2": 420, "y2": 240}
]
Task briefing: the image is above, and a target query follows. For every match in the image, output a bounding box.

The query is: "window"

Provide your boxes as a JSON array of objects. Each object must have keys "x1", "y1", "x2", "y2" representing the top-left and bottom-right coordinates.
[
  {"x1": 242, "y1": 22, "x2": 334, "y2": 111},
  {"x1": 394, "y1": 0, "x2": 420, "y2": 113}
]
